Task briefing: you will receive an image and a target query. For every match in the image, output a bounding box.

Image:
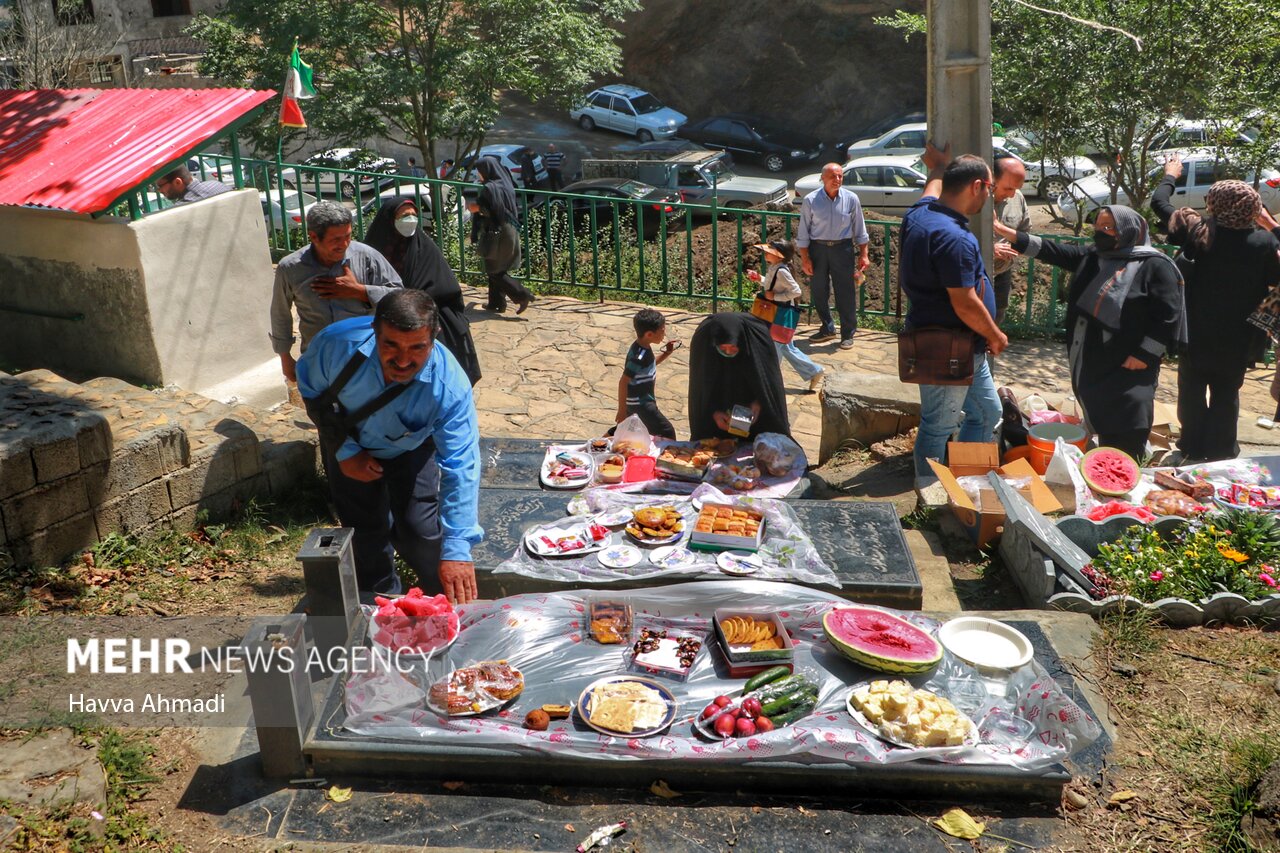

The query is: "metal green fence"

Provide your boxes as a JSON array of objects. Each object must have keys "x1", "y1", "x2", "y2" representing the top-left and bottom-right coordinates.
[{"x1": 129, "y1": 152, "x2": 1123, "y2": 336}]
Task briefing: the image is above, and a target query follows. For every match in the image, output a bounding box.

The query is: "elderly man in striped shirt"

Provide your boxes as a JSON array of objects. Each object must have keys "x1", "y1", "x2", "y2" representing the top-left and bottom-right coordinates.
[{"x1": 796, "y1": 163, "x2": 870, "y2": 350}]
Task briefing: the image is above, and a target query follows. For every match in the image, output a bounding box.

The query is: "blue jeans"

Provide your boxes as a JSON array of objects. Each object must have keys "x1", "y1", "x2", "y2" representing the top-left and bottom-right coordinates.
[
  {"x1": 775, "y1": 340, "x2": 823, "y2": 382},
  {"x1": 913, "y1": 353, "x2": 1002, "y2": 478}
]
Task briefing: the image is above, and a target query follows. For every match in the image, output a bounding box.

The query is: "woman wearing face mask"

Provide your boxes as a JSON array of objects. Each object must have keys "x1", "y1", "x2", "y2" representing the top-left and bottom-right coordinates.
[
  {"x1": 364, "y1": 196, "x2": 482, "y2": 385},
  {"x1": 468, "y1": 156, "x2": 533, "y2": 314},
  {"x1": 686, "y1": 312, "x2": 790, "y2": 440},
  {"x1": 994, "y1": 206, "x2": 1185, "y2": 460},
  {"x1": 1150, "y1": 154, "x2": 1280, "y2": 461}
]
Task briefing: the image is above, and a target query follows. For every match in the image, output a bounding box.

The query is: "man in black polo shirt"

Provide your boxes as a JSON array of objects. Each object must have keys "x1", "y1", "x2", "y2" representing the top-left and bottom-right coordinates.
[{"x1": 900, "y1": 144, "x2": 1008, "y2": 482}]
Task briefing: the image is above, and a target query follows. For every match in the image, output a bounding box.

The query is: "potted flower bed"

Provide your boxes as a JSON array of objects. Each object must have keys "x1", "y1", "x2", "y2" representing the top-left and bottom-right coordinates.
[{"x1": 1046, "y1": 509, "x2": 1280, "y2": 627}]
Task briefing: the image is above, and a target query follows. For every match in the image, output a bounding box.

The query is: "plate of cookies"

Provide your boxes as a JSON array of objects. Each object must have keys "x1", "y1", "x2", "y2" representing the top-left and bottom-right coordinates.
[
  {"x1": 426, "y1": 660, "x2": 525, "y2": 716},
  {"x1": 578, "y1": 676, "x2": 677, "y2": 738},
  {"x1": 624, "y1": 504, "x2": 686, "y2": 546}
]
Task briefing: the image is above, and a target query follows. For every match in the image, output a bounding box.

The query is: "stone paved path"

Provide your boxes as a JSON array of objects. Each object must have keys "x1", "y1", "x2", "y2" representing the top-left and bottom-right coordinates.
[{"x1": 458, "y1": 285, "x2": 1280, "y2": 460}]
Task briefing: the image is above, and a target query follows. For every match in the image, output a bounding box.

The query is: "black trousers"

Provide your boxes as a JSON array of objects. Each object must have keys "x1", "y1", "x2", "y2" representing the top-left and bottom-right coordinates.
[
  {"x1": 1177, "y1": 357, "x2": 1247, "y2": 461},
  {"x1": 808, "y1": 241, "x2": 857, "y2": 338},
  {"x1": 607, "y1": 399, "x2": 677, "y2": 441},
  {"x1": 486, "y1": 272, "x2": 531, "y2": 310},
  {"x1": 321, "y1": 440, "x2": 442, "y2": 595},
  {"x1": 993, "y1": 270, "x2": 1013, "y2": 325},
  {"x1": 547, "y1": 168, "x2": 564, "y2": 190},
  {"x1": 1095, "y1": 429, "x2": 1150, "y2": 462}
]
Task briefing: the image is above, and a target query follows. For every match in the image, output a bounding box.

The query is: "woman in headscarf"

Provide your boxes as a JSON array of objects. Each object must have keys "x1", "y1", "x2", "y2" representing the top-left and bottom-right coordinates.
[
  {"x1": 994, "y1": 205, "x2": 1184, "y2": 459},
  {"x1": 687, "y1": 312, "x2": 790, "y2": 440},
  {"x1": 363, "y1": 195, "x2": 482, "y2": 386},
  {"x1": 468, "y1": 156, "x2": 533, "y2": 314},
  {"x1": 1151, "y1": 154, "x2": 1280, "y2": 460}
]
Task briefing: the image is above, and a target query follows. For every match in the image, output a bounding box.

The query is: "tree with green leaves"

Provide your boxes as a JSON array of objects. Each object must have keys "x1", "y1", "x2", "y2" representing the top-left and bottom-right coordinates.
[
  {"x1": 189, "y1": 0, "x2": 638, "y2": 172},
  {"x1": 877, "y1": 1, "x2": 1280, "y2": 218}
]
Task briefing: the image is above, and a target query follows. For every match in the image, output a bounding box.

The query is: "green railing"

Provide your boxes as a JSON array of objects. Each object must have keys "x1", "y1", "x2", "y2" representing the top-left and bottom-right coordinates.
[{"x1": 128, "y1": 152, "x2": 1134, "y2": 336}]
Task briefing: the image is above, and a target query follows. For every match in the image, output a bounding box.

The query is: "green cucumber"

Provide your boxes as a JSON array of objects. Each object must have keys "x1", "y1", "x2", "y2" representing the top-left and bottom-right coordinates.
[
  {"x1": 761, "y1": 688, "x2": 818, "y2": 717},
  {"x1": 754, "y1": 675, "x2": 809, "y2": 701},
  {"x1": 743, "y1": 666, "x2": 791, "y2": 694},
  {"x1": 769, "y1": 701, "x2": 816, "y2": 726}
]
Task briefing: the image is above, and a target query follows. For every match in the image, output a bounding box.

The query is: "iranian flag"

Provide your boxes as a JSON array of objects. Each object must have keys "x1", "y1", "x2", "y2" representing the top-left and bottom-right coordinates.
[{"x1": 279, "y1": 41, "x2": 314, "y2": 128}]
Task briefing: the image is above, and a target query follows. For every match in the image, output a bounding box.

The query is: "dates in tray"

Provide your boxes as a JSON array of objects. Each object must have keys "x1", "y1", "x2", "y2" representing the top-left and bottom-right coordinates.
[{"x1": 632, "y1": 627, "x2": 702, "y2": 674}]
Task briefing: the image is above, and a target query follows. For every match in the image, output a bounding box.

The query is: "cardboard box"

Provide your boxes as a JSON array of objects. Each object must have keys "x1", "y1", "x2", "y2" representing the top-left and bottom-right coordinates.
[
  {"x1": 928, "y1": 443, "x2": 1062, "y2": 547},
  {"x1": 689, "y1": 503, "x2": 765, "y2": 552}
]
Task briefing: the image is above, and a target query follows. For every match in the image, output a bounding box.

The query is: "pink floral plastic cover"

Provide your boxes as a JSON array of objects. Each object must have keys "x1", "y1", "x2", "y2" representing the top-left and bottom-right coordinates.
[{"x1": 342, "y1": 581, "x2": 1100, "y2": 771}]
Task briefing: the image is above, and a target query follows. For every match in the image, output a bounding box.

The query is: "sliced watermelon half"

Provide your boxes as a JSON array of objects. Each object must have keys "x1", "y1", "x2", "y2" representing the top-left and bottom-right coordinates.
[{"x1": 822, "y1": 605, "x2": 943, "y2": 674}]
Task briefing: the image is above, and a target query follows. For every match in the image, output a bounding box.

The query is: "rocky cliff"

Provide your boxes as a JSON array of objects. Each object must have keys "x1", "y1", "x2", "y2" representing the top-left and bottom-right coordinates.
[{"x1": 616, "y1": 0, "x2": 926, "y2": 142}]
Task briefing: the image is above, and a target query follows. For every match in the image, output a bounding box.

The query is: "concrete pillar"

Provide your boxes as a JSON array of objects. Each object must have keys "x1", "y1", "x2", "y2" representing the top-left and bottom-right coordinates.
[
  {"x1": 298, "y1": 527, "x2": 361, "y2": 663},
  {"x1": 243, "y1": 615, "x2": 314, "y2": 778},
  {"x1": 927, "y1": 0, "x2": 994, "y2": 272}
]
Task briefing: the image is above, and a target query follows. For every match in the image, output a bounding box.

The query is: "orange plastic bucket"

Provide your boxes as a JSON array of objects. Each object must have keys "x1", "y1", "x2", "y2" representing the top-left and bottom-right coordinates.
[{"x1": 1026, "y1": 423, "x2": 1088, "y2": 475}]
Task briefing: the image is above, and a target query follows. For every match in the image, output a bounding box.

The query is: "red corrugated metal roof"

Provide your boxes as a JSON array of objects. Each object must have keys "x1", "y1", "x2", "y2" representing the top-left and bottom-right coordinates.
[{"x1": 0, "y1": 87, "x2": 276, "y2": 214}]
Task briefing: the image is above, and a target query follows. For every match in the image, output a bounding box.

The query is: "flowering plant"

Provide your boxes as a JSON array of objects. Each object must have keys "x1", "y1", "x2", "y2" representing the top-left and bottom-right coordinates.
[{"x1": 1087, "y1": 509, "x2": 1280, "y2": 602}]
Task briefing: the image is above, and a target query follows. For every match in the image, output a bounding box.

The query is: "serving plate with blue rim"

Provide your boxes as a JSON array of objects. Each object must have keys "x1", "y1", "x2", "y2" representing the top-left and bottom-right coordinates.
[{"x1": 577, "y1": 675, "x2": 678, "y2": 738}]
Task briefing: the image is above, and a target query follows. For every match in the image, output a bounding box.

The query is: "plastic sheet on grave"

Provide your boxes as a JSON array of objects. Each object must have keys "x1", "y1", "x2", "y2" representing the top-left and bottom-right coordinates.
[{"x1": 342, "y1": 581, "x2": 1100, "y2": 771}]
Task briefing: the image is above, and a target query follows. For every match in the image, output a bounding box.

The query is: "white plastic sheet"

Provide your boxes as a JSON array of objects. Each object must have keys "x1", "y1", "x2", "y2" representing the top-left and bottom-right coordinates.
[
  {"x1": 493, "y1": 485, "x2": 839, "y2": 587},
  {"x1": 343, "y1": 581, "x2": 1100, "y2": 771}
]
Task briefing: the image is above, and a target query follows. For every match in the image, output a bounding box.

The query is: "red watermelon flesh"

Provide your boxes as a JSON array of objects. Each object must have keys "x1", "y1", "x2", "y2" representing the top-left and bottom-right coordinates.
[
  {"x1": 1080, "y1": 447, "x2": 1140, "y2": 496},
  {"x1": 371, "y1": 591, "x2": 459, "y2": 654},
  {"x1": 822, "y1": 606, "x2": 942, "y2": 673}
]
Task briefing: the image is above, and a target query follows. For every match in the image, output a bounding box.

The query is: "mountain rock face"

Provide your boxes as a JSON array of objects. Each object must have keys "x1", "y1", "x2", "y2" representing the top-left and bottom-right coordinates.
[{"x1": 616, "y1": 0, "x2": 926, "y2": 142}]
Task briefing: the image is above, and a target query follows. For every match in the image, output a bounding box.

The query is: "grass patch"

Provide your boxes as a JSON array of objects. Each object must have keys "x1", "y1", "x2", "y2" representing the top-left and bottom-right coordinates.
[
  {"x1": 902, "y1": 505, "x2": 940, "y2": 533},
  {"x1": 1, "y1": 725, "x2": 175, "y2": 851},
  {"x1": 1094, "y1": 606, "x2": 1164, "y2": 664},
  {"x1": 0, "y1": 475, "x2": 331, "y2": 616},
  {"x1": 1208, "y1": 737, "x2": 1280, "y2": 851}
]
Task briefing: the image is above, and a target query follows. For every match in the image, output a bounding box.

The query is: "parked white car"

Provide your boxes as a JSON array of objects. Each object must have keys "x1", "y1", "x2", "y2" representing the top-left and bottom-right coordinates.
[
  {"x1": 569, "y1": 84, "x2": 687, "y2": 142},
  {"x1": 458, "y1": 144, "x2": 549, "y2": 189},
  {"x1": 259, "y1": 190, "x2": 318, "y2": 232},
  {"x1": 1060, "y1": 151, "x2": 1280, "y2": 222},
  {"x1": 279, "y1": 147, "x2": 397, "y2": 200},
  {"x1": 997, "y1": 137, "x2": 1099, "y2": 200},
  {"x1": 793, "y1": 155, "x2": 927, "y2": 213},
  {"x1": 1151, "y1": 119, "x2": 1257, "y2": 155}
]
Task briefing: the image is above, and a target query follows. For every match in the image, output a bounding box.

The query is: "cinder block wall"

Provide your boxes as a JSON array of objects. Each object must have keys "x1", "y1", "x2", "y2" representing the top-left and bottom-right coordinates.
[{"x1": 0, "y1": 371, "x2": 319, "y2": 569}]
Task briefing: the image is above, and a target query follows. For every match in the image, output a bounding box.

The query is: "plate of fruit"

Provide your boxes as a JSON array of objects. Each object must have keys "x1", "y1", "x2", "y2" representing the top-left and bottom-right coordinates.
[{"x1": 368, "y1": 588, "x2": 460, "y2": 657}]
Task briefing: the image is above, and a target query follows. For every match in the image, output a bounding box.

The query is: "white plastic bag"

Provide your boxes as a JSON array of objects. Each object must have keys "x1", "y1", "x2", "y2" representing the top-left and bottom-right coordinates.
[
  {"x1": 611, "y1": 414, "x2": 651, "y2": 457},
  {"x1": 753, "y1": 432, "x2": 805, "y2": 476},
  {"x1": 1044, "y1": 436, "x2": 1095, "y2": 514}
]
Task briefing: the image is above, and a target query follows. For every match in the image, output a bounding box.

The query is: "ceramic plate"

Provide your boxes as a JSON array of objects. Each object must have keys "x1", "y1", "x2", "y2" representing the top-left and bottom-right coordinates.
[
  {"x1": 524, "y1": 519, "x2": 608, "y2": 558},
  {"x1": 539, "y1": 448, "x2": 595, "y2": 490},
  {"x1": 649, "y1": 545, "x2": 698, "y2": 569},
  {"x1": 717, "y1": 550, "x2": 763, "y2": 575},
  {"x1": 593, "y1": 508, "x2": 634, "y2": 527},
  {"x1": 577, "y1": 676, "x2": 677, "y2": 738},
  {"x1": 844, "y1": 683, "x2": 978, "y2": 752},
  {"x1": 625, "y1": 527, "x2": 684, "y2": 547},
  {"x1": 598, "y1": 545, "x2": 642, "y2": 569}
]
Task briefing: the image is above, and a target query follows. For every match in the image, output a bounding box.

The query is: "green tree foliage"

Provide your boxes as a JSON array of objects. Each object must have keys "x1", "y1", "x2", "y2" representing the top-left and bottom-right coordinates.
[
  {"x1": 877, "y1": 2, "x2": 1280, "y2": 213},
  {"x1": 189, "y1": 0, "x2": 638, "y2": 170}
]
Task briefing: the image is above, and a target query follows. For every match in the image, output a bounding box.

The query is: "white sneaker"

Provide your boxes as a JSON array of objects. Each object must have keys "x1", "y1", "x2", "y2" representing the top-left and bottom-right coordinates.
[{"x1": 808, "y1": 372, "x2": 826, "y2": 393}]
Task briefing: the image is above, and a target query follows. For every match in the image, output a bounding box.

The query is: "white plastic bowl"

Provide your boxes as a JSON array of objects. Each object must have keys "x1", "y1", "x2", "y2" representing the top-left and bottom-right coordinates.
[{"x1": 937, "y1": 617, "x2": 1033, "y2": 673}]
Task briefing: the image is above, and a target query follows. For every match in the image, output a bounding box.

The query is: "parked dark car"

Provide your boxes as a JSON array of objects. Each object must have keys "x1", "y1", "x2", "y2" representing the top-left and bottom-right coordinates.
[
  {"x1": 630, "y1": 139, "x2": 733, "y2": 169},
  {"x1": 677, "y1": 114, "x2": 822, "y2": 172},
  {"x1": 554, "y1": 178, "x2": 681, "y2": 238}
]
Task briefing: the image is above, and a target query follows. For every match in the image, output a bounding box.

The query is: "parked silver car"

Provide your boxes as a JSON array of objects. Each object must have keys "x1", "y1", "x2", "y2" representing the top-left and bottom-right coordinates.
[
  {"x1": 569, "y1": 84, "x2": 687, "y2": 142},
  {"x1": 279, "y1": 147, "x2": 397, "y2": 200},
  {"x1": 793, "y1": 155, "x2": 927, "y2": 213}
]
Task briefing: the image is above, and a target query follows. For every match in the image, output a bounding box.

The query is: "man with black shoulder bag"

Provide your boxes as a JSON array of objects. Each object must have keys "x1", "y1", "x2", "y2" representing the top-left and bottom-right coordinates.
[
  {"x1": 298, "y1": 290, "x2": 482, "y2": 603},
  {"x1": 898, "y1": 143, "x2": 1008, "y2": 483}
]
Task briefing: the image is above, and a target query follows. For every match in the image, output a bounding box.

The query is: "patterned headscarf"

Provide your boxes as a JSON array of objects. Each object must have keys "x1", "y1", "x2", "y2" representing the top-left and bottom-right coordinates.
[
  {"x1": 1170, "y1": 179, "x2": 1262, "y2": 252},
  {"x1": 1206, "y1": 180, "x2": 1261, "y2": 229}
]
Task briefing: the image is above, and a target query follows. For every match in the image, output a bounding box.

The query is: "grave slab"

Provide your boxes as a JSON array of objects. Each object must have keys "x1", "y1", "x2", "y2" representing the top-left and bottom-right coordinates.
[{"x1": 472, "y1": 487, "x2": 921, "y2": 607}]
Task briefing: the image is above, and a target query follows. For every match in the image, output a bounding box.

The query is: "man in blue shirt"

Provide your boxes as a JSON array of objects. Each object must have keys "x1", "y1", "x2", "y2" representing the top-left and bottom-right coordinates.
[
  {"x1": 298, "y1": 290, "x2": 483, "y2": 602},
  {"x1": 899, "y1": 145, "x2": 1008, "y2": 481},
  {"x1": 796, "y1": 163, "x2": 871, "y2": 350}
]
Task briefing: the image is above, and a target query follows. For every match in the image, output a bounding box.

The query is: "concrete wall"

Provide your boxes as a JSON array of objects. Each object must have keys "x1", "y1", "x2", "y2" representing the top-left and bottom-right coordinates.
[{"x1": 0, "y1": 190, "x2": 275, "y2": 390}]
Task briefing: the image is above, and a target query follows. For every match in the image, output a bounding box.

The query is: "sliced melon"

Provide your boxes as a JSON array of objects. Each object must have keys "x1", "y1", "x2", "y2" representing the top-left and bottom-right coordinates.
[
  {"x1": 822, "y1": 606, "x2": 942, "y2": 674},
  {"x1": 1080, "y1": 446, "x2": 1140, "y2": 497}
]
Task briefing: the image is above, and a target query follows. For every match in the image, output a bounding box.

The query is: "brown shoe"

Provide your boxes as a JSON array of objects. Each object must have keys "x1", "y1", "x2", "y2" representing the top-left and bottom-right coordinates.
[{"x1": 808, "y1": 372, "x2": 826, "y2": 393}]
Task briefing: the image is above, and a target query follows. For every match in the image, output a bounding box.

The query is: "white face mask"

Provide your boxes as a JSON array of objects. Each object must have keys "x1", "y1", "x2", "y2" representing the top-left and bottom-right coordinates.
[{"x1": 394, "y1": 216, "x2": 418, "y2": 237}]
